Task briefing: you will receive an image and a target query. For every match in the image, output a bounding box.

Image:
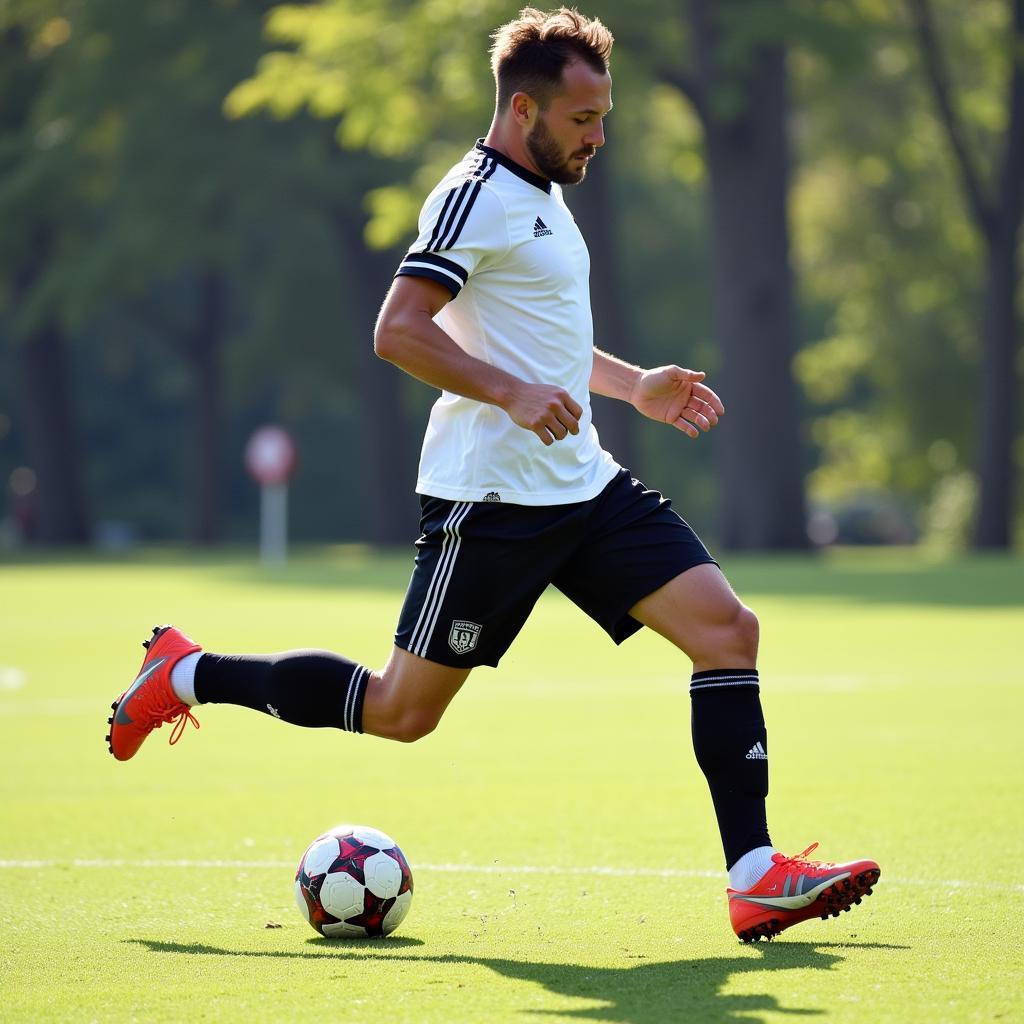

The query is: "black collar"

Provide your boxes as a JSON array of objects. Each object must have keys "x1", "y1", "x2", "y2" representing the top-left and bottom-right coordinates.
[{"x1": 475, "y1": 140, "x2": 552, "y2": 194}]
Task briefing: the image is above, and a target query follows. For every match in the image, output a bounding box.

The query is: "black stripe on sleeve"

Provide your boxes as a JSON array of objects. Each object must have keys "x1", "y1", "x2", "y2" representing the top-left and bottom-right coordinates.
[
  {"x1": 434, "y1": 178, "x2": 473, "y2": 251},
  {"x1": 424, "y1": 150, "x2": 484, "y2": 252},
  {"x1": 425, "y1": 186, "x2": 460, "y2": 252},
  {"x1": 399, "y1": 251, "x2": 468, "y2": 283},
  {"x1": 444, "y1": 180, "x2": 483, "y2": 251},
  {"x1": 395, "y1": 252, "x2": 466, "y2": 296},
  {"x1": 442, "y1": 158, "x2": 497, "y2": 252}
]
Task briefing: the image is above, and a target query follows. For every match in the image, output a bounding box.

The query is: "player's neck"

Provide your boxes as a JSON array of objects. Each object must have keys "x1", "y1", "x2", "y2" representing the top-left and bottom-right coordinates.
[{"x1": 482, "y1": 119, "x2": 548, "y2": 183}]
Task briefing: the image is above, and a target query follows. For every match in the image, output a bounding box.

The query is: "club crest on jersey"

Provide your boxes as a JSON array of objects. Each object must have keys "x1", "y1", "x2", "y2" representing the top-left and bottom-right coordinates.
[{"x1": 449, "y1": 620, "x2": 482, "y2": 655}]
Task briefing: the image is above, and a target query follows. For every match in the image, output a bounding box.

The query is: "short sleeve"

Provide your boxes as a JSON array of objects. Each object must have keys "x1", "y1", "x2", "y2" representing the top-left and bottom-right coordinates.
[{"x1": 395, "y1": 175, "x2": 509, "y2": 298}]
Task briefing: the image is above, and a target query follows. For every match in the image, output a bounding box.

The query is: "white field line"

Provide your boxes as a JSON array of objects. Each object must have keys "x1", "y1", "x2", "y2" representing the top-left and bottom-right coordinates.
[{"x1": 0, "y1": 858, "x2": 1019, "y2": 893}]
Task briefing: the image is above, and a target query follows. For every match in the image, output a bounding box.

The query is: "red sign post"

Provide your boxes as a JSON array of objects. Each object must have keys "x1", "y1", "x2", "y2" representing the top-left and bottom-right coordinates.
[{"x1": 245, "y1": 426, "x2": 298, "y2": 565}]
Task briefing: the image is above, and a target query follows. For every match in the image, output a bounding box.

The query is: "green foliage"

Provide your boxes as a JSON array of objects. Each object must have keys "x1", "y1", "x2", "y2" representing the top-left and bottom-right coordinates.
[
  {"x1": 0, "y1": 0, "x2": 413, "y2": 540},
  {"x1": 791, "y1": 0, "x2": 1021, "y2": 536},
  {"x1": 227, "y1": 0, "x2": 502, "y2": 152},
  {"x1": 1, "y1": 0, "x2": 1020, "y2": 543}
]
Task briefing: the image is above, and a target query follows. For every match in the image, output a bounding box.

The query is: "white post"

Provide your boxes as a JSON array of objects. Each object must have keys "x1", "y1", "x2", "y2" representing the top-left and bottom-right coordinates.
[
  {"x1": 260, "y1": 483, "x2": 288, "y2": 567},
  {"x1": 246, "y1": 425, "x2": 296, "y2": 566}
]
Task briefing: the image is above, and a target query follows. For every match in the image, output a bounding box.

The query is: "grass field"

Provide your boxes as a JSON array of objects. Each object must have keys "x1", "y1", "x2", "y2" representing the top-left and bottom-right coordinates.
[{"x1": 1, "y1": 547, "x2": 1022, "y2": 1023}]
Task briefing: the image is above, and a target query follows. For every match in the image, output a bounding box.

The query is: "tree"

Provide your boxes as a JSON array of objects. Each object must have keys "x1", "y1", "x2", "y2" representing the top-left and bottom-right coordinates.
[
  {"x1": 34, "y1": 0, "x2": 391, "y2": 543},
  {"x1": 56, "y1": 0, "x2": 297, "y2": 544},
  {"x1": 653, "y1": 0, "x2": 810, "y2": 548},
  {"x1": 907, "y1": 0, "x2": 1024, "y2": 548},
  {"x1": 0, "y1": 11, "x2": 92, "y2": 543}
]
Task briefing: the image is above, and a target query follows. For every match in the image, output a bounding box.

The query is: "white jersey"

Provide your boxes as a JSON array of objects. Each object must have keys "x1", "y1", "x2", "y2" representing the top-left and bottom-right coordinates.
[{"x1": 395, "y1": 141, "x2": 620, "y2": 506}]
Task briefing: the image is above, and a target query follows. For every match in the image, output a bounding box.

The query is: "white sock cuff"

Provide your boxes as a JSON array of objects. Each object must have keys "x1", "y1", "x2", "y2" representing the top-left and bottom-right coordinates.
[
  {"x1": 170, "y1": 651, "x2": 204, "y2": 706},
  {"x1": 728, "y1": 845, "x2": 778, "y2": 891}
]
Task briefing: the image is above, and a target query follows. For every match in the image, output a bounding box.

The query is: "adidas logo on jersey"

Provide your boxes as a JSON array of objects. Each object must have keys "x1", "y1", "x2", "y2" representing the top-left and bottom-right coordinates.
[
  {"x1": 533, "y1": 217, "x2": 553, "y2": 237},
  {"x1": 745, "y1": 741, "x2": 768, "y2": 760},
  {"x1": 482, "y1": 491, "x2": 502, "y2": 502}
]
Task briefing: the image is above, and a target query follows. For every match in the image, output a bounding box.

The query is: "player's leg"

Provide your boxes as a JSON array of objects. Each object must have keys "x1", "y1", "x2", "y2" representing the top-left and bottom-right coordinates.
[
  {"x1": 632, "y1": 569, "x2": 880, "y2": 941},
  {"x1": 628, "y1": 562, "x2": 758, "y2": 672},
  {"x1": 192, "y1": 642, "x2": 470, "y2": 743},
  {"x1": 362, "y1": 646, "x2": 471, "y2": 742},
  {"x1": 107, "y1": 495, "x2": 558, "y2": 761},
  {"x1": 628, "y1": 563, "x2": 770, "y2": 875},
  {"x1": 555, "y1": 470, "x2": 880, "y2": 941},
  {"x1": 551, "y1": 472, "x2": 768, "y2": 877},
  {"x1": 105, "y1": 625, "x2": 471, "y2": 761}
]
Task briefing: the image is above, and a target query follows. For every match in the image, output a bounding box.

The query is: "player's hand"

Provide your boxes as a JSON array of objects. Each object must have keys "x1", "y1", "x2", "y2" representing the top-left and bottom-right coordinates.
[
  {"x1": 503, "y1": 382, "x2": 583, "y2": 446},
  {"x1": 630, "y1": 365, "x2": 725, "y2": 438}
]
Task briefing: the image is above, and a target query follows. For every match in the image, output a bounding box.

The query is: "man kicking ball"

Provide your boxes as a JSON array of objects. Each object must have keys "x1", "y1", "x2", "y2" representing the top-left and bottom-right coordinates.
[{"x1": 106, "y1": 6, "x2": 879, "y2": 942}]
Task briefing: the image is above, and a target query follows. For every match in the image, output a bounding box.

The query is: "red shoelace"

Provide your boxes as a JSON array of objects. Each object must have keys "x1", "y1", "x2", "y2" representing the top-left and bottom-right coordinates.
[
  {"x1": 770, "y1": 842, "x2": 839, "y2": 872},
  {"x1": 167, "y1": 707, "x2": 200, "y2": 745}
]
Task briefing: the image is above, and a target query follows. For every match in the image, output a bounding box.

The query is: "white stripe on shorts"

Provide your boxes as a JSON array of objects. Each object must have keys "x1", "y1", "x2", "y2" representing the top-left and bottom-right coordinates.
[{"x1": 409, "y1": 501, "x2": 472, "y2": 658}]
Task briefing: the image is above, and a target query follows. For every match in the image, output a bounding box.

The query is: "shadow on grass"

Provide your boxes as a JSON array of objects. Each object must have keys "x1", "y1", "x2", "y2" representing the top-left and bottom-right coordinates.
[{"x1": 126, "y1": 937, "x2": 910, "y2": 1023}]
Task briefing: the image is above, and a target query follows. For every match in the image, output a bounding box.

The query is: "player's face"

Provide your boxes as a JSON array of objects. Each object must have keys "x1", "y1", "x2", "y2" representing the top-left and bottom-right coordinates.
[{"x1": 526, "y1": 60, "x2": 611, "y2": 185}]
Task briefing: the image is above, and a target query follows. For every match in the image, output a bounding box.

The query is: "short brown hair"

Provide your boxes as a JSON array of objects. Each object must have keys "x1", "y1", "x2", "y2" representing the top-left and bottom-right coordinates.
[{"x1": 490, "y1": 7, "x2": 613, "y2": 111}]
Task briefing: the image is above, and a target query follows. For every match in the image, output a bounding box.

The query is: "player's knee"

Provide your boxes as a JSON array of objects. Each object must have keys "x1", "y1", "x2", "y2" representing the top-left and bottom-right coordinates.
[
  {"x1": 730, "y1": 604, "x2": 759, "y2": 663},
  {"x1": 388, "y1": 709, "x2": 441, "y2": 744},
  {"x1": 693, "y1": 600, "x2": 758, "y2": 666}
]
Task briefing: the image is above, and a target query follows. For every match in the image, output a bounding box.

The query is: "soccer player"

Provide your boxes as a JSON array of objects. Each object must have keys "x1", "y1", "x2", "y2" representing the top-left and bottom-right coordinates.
[{"x1": 106, "y1": 7, "x2": 879, "y2": 942}]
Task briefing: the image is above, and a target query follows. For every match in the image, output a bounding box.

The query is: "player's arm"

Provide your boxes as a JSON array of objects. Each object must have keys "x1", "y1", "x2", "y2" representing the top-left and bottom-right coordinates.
[
  {"x1": 589, "y1": 348, "x2": 725, "y2": 439},
  {"x1": 374, "y1": 275, "x2": 583, "y2": 446}
]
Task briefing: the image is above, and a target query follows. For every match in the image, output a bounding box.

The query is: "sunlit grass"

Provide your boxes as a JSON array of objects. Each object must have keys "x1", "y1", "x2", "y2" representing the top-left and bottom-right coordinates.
[{"x1": 1, "y1": 549, "x2": 1021, "y2": 1022}]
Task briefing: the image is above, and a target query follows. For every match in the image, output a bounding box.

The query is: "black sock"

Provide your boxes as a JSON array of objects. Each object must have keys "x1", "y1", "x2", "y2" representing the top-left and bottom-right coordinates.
[
  {"x1": 194, "y1": 650, "x2": 369, "y2": 733},
  {"x1": 690, "y1": 668, "x2": 771, "y2": 869}
]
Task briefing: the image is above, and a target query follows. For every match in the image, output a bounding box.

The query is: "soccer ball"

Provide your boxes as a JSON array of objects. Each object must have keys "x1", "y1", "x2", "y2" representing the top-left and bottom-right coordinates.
[{"x1": 294, "y1": 824, "x2": 414, "y2": 938}]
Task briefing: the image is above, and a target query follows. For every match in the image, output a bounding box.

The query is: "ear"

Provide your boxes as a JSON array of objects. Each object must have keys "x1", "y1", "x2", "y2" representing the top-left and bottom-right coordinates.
[{"x1": 509, "y1": 91, "x2": 536, "y2": 127}]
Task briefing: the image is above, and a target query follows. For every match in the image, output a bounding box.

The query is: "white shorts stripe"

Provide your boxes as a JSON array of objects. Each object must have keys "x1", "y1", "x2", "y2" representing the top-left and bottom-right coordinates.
[
  {"x1": 409, "y1": 501, "x2": 471, "y2": 657},
  {"x1": 408, "y1": 502, "x2": 462, "y2": 654},
  {"x1": 408, "y1": 502, "x2": 464, "y2": 655},
  {"x1": 415, "y1": 502, "x2": 473, "y2": 656}
]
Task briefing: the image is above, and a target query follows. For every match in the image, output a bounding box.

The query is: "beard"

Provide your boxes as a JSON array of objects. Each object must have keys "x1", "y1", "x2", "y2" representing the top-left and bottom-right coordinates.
[{"x1": 526, "y1": 115, "x2": 595, "y2": 185}]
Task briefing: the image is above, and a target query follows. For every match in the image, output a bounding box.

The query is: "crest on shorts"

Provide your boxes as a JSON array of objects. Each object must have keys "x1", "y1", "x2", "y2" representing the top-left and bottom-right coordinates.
[{"x1": 448, "y1": 619, "x2": 482, "y2": 655}]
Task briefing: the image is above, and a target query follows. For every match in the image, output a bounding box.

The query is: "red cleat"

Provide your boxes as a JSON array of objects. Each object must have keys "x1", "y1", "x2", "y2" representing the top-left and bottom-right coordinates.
[
  {"x1": 106, "y1": 626, "x2": 202, "y2": 762},
  {"x1": 728, "y1": 843, "x2": 880, "y2": 943}
]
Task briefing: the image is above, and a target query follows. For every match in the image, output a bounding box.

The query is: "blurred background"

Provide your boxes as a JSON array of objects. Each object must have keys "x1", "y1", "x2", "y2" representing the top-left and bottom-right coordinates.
[{"x1": 1, "y1": 0, "x2": 1020, "y2": 554}]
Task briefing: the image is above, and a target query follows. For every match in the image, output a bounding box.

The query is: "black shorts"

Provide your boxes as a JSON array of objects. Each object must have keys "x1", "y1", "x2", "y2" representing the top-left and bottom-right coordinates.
[{"x1": 393, "y1": 468, "x2": 717, "y2": 668}]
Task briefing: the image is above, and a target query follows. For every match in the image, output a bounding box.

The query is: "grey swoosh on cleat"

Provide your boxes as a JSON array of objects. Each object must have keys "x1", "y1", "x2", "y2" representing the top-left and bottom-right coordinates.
[
  {"x1": 730, "y1": 870, "x2": 851, "y2": 911},
  {"x1": 113, "y1": 658, "x2": 167, "y2": 725}
]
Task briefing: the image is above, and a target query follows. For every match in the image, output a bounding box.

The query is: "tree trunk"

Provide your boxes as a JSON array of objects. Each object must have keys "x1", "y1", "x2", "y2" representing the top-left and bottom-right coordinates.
[
  {"x1": 186, "y1": 270, "x2": 227, "y2": 544},
  {"x1": 908, "y1": 0, "x2": 1023, "y2": 548},
  {"x1": 12, "y1": 224, "x2": 91, "y2": 544},
  {"x1": 973, "y1": 223, "x2": 1021, "y2": 547},
  {"x1": 15, "y1": 318, "x2": 91, "y2": 543},
  {"x1": 565, "y1": 152, "x2": 639, "y2": 471},
  {"x1": 692, "y1": 2, "x2": 809, "y2": 549},
  {"x1": 972, "y1": 0, "x2": 1024, "y2": 548}
]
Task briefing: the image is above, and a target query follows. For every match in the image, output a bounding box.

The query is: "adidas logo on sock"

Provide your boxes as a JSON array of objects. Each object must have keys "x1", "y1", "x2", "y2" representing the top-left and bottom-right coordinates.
[
  {"x1": 745, "y1": 741, "x2": 767, "y2": 760},
  {"x1": 533, "y1": 216, "x2": 553, "y2": 237}
]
